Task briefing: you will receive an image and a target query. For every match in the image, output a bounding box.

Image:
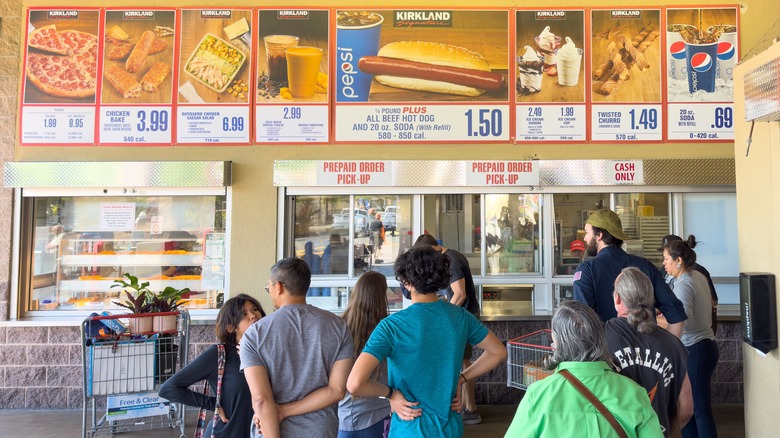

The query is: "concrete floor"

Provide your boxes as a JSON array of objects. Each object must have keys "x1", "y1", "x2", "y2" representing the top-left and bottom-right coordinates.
[{"x1": 0, "y1": 403, "x2": 745, "y2": 437}]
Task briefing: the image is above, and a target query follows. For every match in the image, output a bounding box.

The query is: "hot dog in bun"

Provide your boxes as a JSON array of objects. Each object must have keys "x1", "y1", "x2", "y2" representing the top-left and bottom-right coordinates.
[{"x1": 358, "y1": 41, "x2": 505, "y2": 97}]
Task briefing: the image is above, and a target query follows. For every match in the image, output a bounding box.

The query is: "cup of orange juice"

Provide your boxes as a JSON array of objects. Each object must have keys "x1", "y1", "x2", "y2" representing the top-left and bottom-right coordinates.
[{"x1": 285, "y1": 46, "x2": 323, "y2": 98}]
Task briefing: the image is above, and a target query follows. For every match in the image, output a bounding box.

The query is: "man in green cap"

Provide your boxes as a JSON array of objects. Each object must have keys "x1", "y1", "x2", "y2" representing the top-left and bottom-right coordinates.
[{"x1": 573, "y1": 209, "x2": 687, "y2": 338}]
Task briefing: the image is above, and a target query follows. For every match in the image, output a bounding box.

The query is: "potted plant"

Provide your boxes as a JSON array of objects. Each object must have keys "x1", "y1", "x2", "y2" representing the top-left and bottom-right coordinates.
[
  {"x1": 150, "y1": 286, "x2": 190, "y2": 333},
  {"x1": 111, "y1": 273, "x2": 154, "y2": 334}
]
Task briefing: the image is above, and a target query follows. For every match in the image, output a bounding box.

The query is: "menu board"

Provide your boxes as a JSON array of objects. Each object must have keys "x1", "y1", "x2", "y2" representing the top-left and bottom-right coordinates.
[
  {"x1": 665, "y1": 7, "x2": 738, "y2": 141},
  {"x1": 590, "y1": 8, "x2": 663, "y2": 142},
  {"x1": 99, "y1": 9, "x2": 177, "y2": 145},
  {"x1": 515, "y1": 10, "x2": 587, "y2": 142},
  {"x1": 20, "y1": 9, "x2": 100, "y2": 145},
  {"x1": 333, "y1": 9, "x2": 511, "y2": 143},
  {"x1": 255, "y1": 9, "x2": 330, "y2": 143},
  {"x1": 176, "y1": 9, "x2": 253, "y2": 144},
  {"x1": 17, "y1": 5, "x2": 740, "y2": 147}
]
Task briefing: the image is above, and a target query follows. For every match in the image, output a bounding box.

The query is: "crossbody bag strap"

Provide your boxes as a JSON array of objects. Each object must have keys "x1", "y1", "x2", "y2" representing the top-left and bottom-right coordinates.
[
  {"x1": 209, "y1": 344, "x2": 226, "y2": 438},
  {"x1": 558, "y1": 369, "x2": 628, "y2": 438}
]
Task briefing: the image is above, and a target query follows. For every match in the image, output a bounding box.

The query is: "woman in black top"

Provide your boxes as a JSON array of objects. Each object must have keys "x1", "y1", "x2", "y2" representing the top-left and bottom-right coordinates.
[{"x1": 159, "y1": 294, "x2": 265, "y2": 437}]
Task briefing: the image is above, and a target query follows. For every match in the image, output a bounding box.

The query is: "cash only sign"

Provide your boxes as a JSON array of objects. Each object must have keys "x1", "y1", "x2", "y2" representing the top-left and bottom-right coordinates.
[{"x1": 333, "y1": 9, "x2": 511, "y2": 143}]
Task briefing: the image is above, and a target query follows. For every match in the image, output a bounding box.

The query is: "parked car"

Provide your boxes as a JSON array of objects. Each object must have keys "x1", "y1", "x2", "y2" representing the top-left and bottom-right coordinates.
[
  {"x1": 383, "y1": 206, "x2": 399, "y2": 234},
  {"x1": 332, "y1": 208, "x2": 370, "y2": 235}
]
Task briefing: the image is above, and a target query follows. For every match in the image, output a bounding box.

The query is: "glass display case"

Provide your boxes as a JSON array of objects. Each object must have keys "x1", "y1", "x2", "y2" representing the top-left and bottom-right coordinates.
[{"x1": 27, "y1": 194, "x2": 226, "y2": 312}]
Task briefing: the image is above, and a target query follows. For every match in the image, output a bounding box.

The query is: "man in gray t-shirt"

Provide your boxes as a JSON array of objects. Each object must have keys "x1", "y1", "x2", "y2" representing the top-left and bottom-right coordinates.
[{"x1": 240, "y1": 257, "x2": 354, "y2": 438}]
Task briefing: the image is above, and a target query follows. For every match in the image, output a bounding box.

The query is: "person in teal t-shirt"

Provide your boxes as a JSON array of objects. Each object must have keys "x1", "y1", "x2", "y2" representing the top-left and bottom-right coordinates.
[
  {"x1": 347, "y1": 246, "x2": 507, "y2": 438},
  {"x1": 505, "y1": 301, "x2": 663, "y2": 438}
]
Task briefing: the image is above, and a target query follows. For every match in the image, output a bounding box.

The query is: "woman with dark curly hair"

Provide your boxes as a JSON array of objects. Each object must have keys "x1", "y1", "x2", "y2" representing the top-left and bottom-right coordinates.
[
  {"x1": 159, "y1": 294, "x2": 265, "y2": 437},
  {"x1": 663, "y1": 237, "x2": 719, "y2": 438},
  {"x1": 346, "y1": 246, "x2": 506, "y2": 438}
]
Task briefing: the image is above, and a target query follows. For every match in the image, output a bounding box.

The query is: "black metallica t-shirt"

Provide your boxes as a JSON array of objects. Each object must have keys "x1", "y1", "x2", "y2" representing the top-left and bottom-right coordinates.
[{"x1": 605, "y1": 317, "x2": 689, "y2": 437}]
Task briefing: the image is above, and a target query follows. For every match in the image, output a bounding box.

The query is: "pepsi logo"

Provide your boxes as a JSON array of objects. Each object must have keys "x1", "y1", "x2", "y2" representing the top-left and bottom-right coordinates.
[
  {"x1": 717, "y1": 42, "x2": 735, "y2": 60},
  {"x1": 670, "y1": 41, "x2": 686, "y2": 59},
  {"x1": 691, "y1": 53, "x2": 713, "y2": 73}
]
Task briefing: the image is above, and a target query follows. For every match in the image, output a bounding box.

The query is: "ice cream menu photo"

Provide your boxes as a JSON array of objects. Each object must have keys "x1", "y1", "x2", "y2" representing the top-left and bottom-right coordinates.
[
  {"x1": 333, "y1": 9, "x2": 511, "y2": 143},
  {"x1": 666, "y1": 7, "x2": 738, "y2": 141},
  {"x1": 515, "y1": 9, "x2": 586, "y2": 142},
  {"x1": 176, "y1": 9, "x2": 253, "y2": 144},
  {"x1": 99, "y1": 9, "x2": 177, "y2": 145},
  {"x1": 590, "y1": 8, "x2": 663, "y2": 142},
  {"x1": 255, "y1": 9, "x2": 330, "y2": 143},
  {"x1": 20, "y1": 9, "x2": 100, "y2": 145}
]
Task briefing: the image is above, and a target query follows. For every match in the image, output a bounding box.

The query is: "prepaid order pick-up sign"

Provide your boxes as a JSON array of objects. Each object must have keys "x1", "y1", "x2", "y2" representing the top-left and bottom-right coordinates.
[
  {"x1": 333, "y1": 9, "x2": 511, "y2": 143},
  {"x1": 317, "y1": 161, "x2": 391, "y2": 186},
  {"x1": 466, "y1": 161, "x2": 539, "y2": 186}
]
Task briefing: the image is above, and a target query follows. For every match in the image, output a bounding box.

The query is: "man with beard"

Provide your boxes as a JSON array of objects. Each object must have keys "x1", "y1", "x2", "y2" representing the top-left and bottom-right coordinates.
[{"x1": 572, "y1": 209, "x2": 687, "y2": 338}]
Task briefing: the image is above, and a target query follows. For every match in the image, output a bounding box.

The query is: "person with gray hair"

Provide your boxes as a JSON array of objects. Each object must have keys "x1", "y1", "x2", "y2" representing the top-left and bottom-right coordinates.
[
  {"x1": 606, "y1": 267, "x2": 693, "y2": 437},
  {"x1": 505, "y1": 301, "x2": 663, "y2": 437}
]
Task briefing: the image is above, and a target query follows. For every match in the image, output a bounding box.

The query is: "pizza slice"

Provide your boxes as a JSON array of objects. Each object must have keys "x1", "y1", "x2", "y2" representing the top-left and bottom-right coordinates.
[{"x1": 28, "y1": 24, "x2": 69, "y2": 56}]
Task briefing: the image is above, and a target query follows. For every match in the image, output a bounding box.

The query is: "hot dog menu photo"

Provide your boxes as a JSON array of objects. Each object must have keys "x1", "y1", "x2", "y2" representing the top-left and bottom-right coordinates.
[
  {"x1": 176, "y1": 9, "x2": 253, "y2": 144},
  {"x1": 515, "y1": 9, "x2": 586, "y2": 142},
  {"x1": 99, "y1": 9, "x2": 177, "y2": 145},
  {"x1": 334, "y1": 9, "x2": 511, "y2": 143},
  {"x1": 20, "y1": 9, "x2": 99, "y2": 145},
  {"x1": 666, "y1": 7, "x2": 738, "y2": 141},
  {"x1": 590, "y1": 8, "x2": 663, "y2": 142},
  {"x1": 255, "y1": 9, "x2": 329, "y2": 143}
]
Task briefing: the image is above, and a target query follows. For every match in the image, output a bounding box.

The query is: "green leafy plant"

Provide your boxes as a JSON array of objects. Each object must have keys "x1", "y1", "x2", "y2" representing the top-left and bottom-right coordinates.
[
  {"x1": 111, "y1": 273, "x2": 153, "y2": 313},
  {"x1": 151, "y1": 286, "x2": 190, "y2": 312}
]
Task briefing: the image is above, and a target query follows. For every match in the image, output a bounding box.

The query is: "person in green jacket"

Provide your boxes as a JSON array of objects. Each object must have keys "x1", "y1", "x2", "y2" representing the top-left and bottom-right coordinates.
[{"x1": 505, "y1": 301, "x2": 663, "y2": 438}]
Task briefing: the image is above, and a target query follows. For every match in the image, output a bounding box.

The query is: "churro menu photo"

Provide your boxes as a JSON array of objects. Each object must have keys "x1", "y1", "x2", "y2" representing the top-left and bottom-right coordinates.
[
  {"x1": 20, "y1": 9, "x2": 100, "y2": 145},
  {"x1": 589, "y1": 9, "x2": 663, "y2": 142}
]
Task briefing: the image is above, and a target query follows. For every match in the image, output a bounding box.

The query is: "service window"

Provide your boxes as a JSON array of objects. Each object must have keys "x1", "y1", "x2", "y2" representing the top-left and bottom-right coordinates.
[
  {"x1": 484, "y1": 194, "x2": 542, "y2": 275},
  {"x1": 24, "y1": 193, "x2": 227, "y2": 313},
  {"x1": 290, "y1": 194, "x2": 411, "y2": 312}
]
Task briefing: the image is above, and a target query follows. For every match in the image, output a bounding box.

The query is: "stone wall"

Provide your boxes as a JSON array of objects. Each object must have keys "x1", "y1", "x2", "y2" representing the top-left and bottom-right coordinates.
[
  {"x1": 0, "y1": 319, "x2": 745, "y2": 408},
  {"x1": 0, "y1": 0, "x2": 22, "y2": 321}
]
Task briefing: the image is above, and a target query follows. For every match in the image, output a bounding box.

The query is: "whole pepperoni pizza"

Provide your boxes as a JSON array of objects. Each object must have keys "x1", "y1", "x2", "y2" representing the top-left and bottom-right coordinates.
[{"x1": 26, "y1": 26, "x2": 98, "y2": 99}]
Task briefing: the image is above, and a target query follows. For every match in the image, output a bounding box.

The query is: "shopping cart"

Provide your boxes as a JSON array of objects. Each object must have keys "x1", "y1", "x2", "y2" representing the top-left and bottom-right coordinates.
[
  {"x1": 81, "y1": 311, "x2": 190, "y2": 438},
  {"x1": 507, "y1": 329, "x2": 554, "y2": 390}
]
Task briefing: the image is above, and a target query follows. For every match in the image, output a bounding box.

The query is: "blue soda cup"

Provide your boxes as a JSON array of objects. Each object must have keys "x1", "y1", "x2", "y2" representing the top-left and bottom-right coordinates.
[
  {"x1": 685, "y1": 41, "x2": 718, "y2": 93},
  {"x1": 336, "y1": 11, "x2": 384, "y2": 102}
]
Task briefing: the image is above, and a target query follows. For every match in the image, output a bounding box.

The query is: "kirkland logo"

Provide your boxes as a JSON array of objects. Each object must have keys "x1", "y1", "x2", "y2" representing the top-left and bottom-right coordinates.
[
  {"x1": 394, "y1": 10, "x2": 452, "y2": 27},
  {"x1": 201, "y1": 10, "x2": 232, "y2": 19},
  {"x1": 611, "y1": 10, "x2": 641, "y2": 18},
  {"x1": 48, "y1": 11, "x2": 79, "y2": 19},
  {"x1": 535, "y1": 11, "x2": 566, "y2": 20},
  {"x1": 277, "y1": 10, "x2": 309, "y2": 19},
  {"x1": 124, "y1": 11, "x2": 155, "y2": 20}
]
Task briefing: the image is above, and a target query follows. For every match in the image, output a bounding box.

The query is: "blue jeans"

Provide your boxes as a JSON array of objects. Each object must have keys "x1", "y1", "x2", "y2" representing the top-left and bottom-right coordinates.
[
  {"x1": 338, "y1": 416, "x2": 390, "y2": 438},
  {"x1": 682, "y1": 338, "x2": 719, "y2": 438}
]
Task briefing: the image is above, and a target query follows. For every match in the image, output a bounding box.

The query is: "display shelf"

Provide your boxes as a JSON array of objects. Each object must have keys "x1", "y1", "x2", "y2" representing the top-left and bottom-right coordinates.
[
  {"x1": 59, "y1": 253, "x2": 202, "y2": 266},
  {"x1": 59, "y1": 279, "x2": 204, "y2": 292}
]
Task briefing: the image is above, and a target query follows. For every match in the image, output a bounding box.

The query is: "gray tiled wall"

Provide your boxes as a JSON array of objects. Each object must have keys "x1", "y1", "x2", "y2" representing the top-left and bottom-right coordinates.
[{"x1": 0, "y1": 320, "x2": 744, "y2": 408}]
